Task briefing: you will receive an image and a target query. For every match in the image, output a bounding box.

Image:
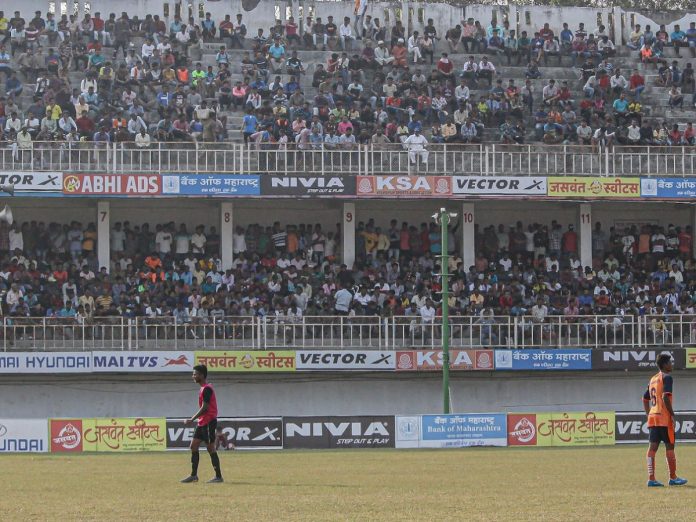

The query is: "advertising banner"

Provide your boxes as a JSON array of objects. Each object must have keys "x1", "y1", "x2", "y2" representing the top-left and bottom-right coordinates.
[
  {"x1": 507, "y1": 414, "x2": 538, "y2": 446},
  {"x1": 616, "y1": 412, "x2": 696, "y2": 443},
  {"x1": 63, "y1": 174, "x2": 161, "y2": 195},
  {"x1": 546, "y1": 177, "x2": 640, "y2": 198},
  {"x1": 535, "y1": 412, "x2": 615, "y2": 446},
  {"x1": 162, "y1": 174, "x2": 260, "y2": 196},
  {"x1": 0, "y1": 172, "x2": 62, "y2": 192},
  {"x1": 494, "y1": 349, "x2": 592, "y2": 371},
  {"x1": 395, "y1": 350, "x2": 494, "y2": 371},
  {"x1": 194, "y1": 351, "x2": 295, "y2": 372},
  {"x1": 420, "y1": 414, "x2": 508, "y2": 448},
  {"x1": 395, "y1": 416, "x2": 421, "y2": 449},
  {"x1": 452, "y1": 176, "x2": 546, "y2": 196},
  {"x1": 0, "y1": 419, "x2": 48, "y2": 453},
  {"x1": 686, "y1": 348, "x2": 696, "y2": 369},
  {"x1": 260, "y1": 175, "x2": 356, "y2": 196},
  {"x1": 641, "y1": 178, "x2": 696, "y2": 199},
  {"x1": 0, "y1": 352, "x2": 91, "y2": 374},
  {"x1": 296, "y1": 351, "x2": 394, "y2": 371},
  {"x1": 356, "y1": 176, "x2": 452, "y2": 197},
  {"x1": 283, "y1": 416, "x2": 395, "y2": 449},
  {"x1": 592, "y1": 349, "x2": 686, "y2": 371},
  {"x1": 166, "y1": 418, "x2": 283, "y2": 450},
  {"x1": 50, "y1": 419, "x2": 84, "y2": 452},
  {"x1": 92, "y1": 351, "x2": 194, "y2": 372},
  {"x1": 81, "y1": 418, "x2": 167, "y2": 452}
]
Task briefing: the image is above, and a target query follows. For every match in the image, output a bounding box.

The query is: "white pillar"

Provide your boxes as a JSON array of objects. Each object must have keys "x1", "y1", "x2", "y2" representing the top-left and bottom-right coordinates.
[
  {"x1": 220, "y1": 202, "x2": 234, "y2": 271},
  {"x1": 579, "y1": 203, "x2": 592, "y2": 270},
  {"x1": 97, "y1": 200, "x2": 110, "y2": 272},
  {"x1": 461, "y1": 202, "x2": 475, "y2": 270},
  {"x1": 342, "y1": 202, "x2": 356, "y2": 268}
]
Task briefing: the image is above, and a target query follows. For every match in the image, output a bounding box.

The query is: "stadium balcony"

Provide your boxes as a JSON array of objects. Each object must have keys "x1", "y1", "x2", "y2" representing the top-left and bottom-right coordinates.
[
  {"x1": 3, "y1": 141, "x2": 696, "y2": 176},
  {"x1": 1, "y1": 313, "x2": 693, "y2": 351}
]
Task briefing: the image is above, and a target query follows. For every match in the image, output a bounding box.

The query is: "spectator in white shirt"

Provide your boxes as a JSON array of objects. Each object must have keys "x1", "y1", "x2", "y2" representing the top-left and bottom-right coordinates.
[
  {"x1": 404, "y1": 129, "x2": 428, "y2": 165},
  {"x1": 477, "y1": 56, "x2": 495, "y2": 86},
  {"x1": 135, "y1": 130, "x2": 152, "y2": 147},
  {"x1": 408, "y1": 31, "x2": 423, "y2": 63},
  {"x1": 232, "y1": 226, "x2": 247, "y2": 254},
  {"x1": 339, "y1": 17, "x2": 354, "y2": 50},
  {"x1": 8, "y1": 223, "x2": 23, "y2": 252},
  {"x1": 374, "y1": 40, "x2": 394, "y2": 66},
  {"x1": 191, "y1": 226, "x2": 206, "y2": 254},
  {"x1": 610, "y1": 70, "x2": 627, "y2": 97},
  {"x1": 455, "y1": 79, "x2": 470, "y2": 103}
]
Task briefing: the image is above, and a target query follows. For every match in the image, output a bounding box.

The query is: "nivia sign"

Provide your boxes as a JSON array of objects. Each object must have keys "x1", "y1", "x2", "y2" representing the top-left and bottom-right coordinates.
[
  {"x1": 283, "y1": 416, "x2": 395, "y2": 449},
  {"x1": 261, "y1": 176, "x2": 356, "y2": 196}
]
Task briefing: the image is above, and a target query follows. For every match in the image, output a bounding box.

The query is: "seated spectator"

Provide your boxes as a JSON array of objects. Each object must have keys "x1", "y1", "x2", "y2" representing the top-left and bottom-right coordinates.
[
  {"x1": 543, "y1": 36, "x2": 561, "y2": 65},
  {"x1": 668, "y1": 85, "x2": 684, "y2": 109},
  {"x1": 671, "y1": 24, "x2": 687, "y2": 57}
]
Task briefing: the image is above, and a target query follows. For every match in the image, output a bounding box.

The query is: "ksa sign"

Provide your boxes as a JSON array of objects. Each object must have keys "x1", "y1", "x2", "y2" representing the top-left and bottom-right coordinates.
[
  {"x1": 396, "y1": 350, "x2": 494, "y2": 371},
  {"x1": 357, "y1": 176, "x2": 452, "y2": 197}
]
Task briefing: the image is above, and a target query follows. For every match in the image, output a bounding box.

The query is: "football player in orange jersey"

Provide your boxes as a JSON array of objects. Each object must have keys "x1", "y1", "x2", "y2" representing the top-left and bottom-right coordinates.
[{"x1": 642, "y1": 353, "x2": 687, "y2": 487}]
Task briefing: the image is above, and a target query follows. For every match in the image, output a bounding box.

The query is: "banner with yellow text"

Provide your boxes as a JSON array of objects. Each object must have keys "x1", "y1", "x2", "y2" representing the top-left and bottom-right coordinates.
[{"x1": 194, "y1": 351, "x2": 296, "y2": 372}]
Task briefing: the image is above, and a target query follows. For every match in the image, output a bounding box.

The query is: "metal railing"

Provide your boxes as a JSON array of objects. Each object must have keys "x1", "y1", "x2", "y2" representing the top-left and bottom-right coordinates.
[
  {"x1": 2, "y1": 314, "x2": 694, "y2": 351},
  {"x1": 3, "y1": 141, "x2": 696, "y2": 176}
]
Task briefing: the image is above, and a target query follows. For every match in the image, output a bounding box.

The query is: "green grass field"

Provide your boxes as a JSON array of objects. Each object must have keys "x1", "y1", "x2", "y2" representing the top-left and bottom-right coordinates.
[{"x1": 3, "y1": 446, "x2": 696, "y2": 521}]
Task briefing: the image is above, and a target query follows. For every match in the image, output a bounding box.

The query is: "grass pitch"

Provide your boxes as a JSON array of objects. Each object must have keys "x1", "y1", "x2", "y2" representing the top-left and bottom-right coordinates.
[{"x1": 3, "y1": 446, "x2": 696, "y2": 521}]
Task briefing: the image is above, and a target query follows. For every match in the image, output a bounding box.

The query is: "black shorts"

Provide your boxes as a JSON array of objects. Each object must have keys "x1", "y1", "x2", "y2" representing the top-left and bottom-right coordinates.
[
  {"x1": 193, "y1": 419, "x2": 217, "y2": 444},
  {"x1": 649, "y1": 425, "x2": 675, "y2": 445}
]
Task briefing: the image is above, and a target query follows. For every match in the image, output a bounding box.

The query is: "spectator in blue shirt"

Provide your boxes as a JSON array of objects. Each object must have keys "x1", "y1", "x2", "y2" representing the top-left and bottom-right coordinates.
[
  {"x1": 687, "y1": 22, "x2": 696, "y2": 57},
  {"x1": 242, "y1": 110, "x2": 258, "y2": 143},
  {"x1": 612, "y1": 93, "x2": 629, "y2": 125},
  {"x1": 267, "y1": 37, "x2": 286, "y2": 73},
  {"x1": 5, "y1": 72, "x2": 22, "y2": 97},
  {"x1": 284, "y1": 76, "x2": 299, "y2": 95},
  {"x1": 309, "y1": 126, "x2": 323, "y2": 149},
  {"x1": 670, "y1": 24, "x2": 687, "y2": 56},
  {"x1": 560, "y1": 23, "x2": 573, "y2": 51},
  {"x1": 201, "y1": 12, "x2": 216, "y2": 41}
]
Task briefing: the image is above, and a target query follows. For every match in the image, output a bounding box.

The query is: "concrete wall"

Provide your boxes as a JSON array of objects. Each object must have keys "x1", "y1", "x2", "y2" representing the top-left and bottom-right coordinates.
[{"x1": 3, "y1": 371, "x2": 695, "y2": 418}]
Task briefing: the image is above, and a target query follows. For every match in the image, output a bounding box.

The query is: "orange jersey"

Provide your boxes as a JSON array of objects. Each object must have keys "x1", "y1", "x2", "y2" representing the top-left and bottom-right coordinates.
[{"x1": 645, "y1": 371, "x2": 673, "y2": 427}]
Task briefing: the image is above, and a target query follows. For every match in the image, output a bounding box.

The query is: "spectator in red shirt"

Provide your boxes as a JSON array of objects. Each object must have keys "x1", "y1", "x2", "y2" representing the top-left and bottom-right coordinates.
[
  {"x1": 435, "y1": 52, "x2": 454, "y2": 80},
  {"x1": 629, "y1": 69, "x2": 645, "y2": 99}
]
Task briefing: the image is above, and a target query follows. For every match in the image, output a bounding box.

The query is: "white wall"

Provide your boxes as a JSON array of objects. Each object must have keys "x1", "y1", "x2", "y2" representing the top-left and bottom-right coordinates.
[{"x1": 3, "y1": 371, "x2": 695, "y2": 418}]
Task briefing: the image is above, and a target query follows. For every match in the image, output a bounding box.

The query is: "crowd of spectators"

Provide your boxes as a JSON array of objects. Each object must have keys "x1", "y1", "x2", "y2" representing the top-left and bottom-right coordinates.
[
  {"x1": 0, "y1": 9, "x2": 695, "y2": 154},
  {"x1": 1, "y1": 217, "x2": 695, "y2": 344}
]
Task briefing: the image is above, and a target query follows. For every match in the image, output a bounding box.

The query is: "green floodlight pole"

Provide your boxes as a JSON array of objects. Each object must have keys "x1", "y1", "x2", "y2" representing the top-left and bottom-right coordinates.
[{"x1": 438, "y1": 207, "x2": 452, "y2": 414}]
